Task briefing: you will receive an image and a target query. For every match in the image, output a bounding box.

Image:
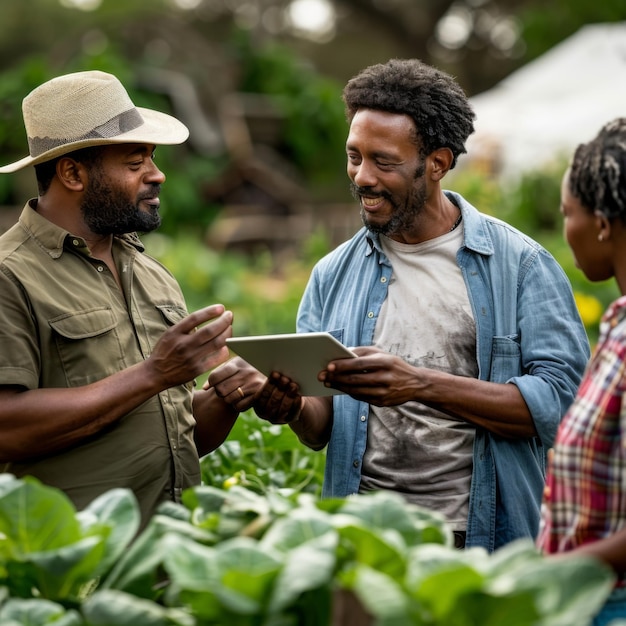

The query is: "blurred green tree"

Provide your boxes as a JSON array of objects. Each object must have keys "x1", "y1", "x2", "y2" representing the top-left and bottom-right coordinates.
[{"x1": 0, "y1": 0, "x2": 623, "y2": 242}]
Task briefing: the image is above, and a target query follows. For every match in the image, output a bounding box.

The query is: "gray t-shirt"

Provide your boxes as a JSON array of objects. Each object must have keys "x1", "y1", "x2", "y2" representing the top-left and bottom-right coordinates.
[{"x1": 359, "y1": 225, "x2": 477, "y2": 530}]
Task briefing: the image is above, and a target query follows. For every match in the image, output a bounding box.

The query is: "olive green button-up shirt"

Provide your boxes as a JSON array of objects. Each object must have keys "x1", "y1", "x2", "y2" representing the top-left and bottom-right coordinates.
[{"x1": 0, "y1": 201, "x2": 200, "y2": 522}]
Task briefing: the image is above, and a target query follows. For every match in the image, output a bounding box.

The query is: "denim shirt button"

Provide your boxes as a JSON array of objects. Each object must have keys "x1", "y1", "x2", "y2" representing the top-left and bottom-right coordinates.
[{"x1": 352, "y1": 460, "x2": 360, "y2": 468}]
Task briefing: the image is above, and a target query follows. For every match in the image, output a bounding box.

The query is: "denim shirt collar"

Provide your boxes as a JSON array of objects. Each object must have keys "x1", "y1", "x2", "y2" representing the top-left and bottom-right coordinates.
[{"x1": 363, "y1": 190, "x2": 495, "y2": 258}]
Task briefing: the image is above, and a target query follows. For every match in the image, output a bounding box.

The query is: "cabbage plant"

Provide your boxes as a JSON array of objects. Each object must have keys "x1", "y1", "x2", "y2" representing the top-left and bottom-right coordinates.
[{"x1": 0, "y1": 474, "x2": 615, "y2": 626}]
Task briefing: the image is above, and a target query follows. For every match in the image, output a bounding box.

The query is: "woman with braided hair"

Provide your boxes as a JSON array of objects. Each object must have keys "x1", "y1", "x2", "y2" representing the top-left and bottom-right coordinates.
[{"x1": 537, "y1": 118, "x2": 626, "y2": 625}]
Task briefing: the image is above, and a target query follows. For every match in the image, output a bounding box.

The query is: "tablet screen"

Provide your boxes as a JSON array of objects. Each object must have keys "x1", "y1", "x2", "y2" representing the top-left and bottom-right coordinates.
[{"x1": 226, "y1": 332, "x2": 355, "y2": 396}]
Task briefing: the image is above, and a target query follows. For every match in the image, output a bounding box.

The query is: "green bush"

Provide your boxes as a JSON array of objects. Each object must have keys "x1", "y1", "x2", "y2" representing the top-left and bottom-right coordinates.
[{"x1": 144, "y1": 231, "x2": 311, "y2": 339}]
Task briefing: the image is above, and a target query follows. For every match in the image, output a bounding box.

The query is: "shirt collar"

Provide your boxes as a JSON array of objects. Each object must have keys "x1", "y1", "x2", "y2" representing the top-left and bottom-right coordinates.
[
  {"x1": 19, "y1": 199, "x2": 146, "y2": 259},
  {"x1": 362, "y1": 190, "x2": 494, "y2": 257}
]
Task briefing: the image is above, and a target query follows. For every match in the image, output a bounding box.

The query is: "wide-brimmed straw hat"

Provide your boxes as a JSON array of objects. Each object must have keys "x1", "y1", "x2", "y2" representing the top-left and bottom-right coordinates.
[{"x1": 0, "y1": 70, "x2": 190, "y2": 174}]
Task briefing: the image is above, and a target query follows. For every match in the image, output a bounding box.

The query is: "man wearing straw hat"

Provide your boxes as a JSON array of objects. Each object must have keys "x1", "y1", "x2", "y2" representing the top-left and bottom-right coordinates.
[{"x1": 0, "y1": 70, "x2": 241, "y2": 525}]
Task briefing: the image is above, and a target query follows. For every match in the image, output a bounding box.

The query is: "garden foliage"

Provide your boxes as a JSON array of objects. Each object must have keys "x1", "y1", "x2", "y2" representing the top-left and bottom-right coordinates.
[{"x1": 0, "y1": 473, "x2": 616, "y2": 625}]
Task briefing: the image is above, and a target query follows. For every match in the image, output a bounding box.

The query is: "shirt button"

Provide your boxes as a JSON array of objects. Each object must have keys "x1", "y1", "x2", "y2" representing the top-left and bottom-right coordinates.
[
  {"x1": 380, "y1": 276, "x2": 387, "y2": 283},
  {"x1": 72, "y1": 239, "x2": 80, "y2": 246},
  {"x1": 96, "y1": 266, "x2": 104, "y2": 272},
  {"x1": 360, "y1": 415, "x2": 366, "y2": 422},
  {"x1": 367, "y1": 312, "x2": 374, "y2": 318},
  {"x1": 352, "y1": 460, "x2": 359, "y2": 468}
]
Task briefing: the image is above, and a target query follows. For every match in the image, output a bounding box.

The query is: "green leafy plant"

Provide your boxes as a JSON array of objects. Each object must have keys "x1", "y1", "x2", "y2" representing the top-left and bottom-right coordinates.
[
  {"x1": 200, "y1": 410, "x2": 325, "y2": 497},
  {"x1": 0, "y1": 474, "x2": 616, "y2": 625}
]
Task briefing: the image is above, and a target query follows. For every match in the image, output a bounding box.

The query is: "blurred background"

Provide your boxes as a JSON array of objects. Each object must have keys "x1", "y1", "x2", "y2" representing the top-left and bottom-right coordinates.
[{"x1": 1, "y1": 0, "x2": 625, "y2": 343}]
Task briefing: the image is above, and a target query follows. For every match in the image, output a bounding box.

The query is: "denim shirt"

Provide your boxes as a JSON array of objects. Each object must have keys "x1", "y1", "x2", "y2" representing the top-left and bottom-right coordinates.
[{"x1": 297, "y1": 191, "x2": 590, "y2": 552}]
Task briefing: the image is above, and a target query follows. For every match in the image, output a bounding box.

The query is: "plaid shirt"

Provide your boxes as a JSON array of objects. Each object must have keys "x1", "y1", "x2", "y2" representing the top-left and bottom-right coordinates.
[{"x1": 537, "y1": 295, "x2": 626, "y2": 555}]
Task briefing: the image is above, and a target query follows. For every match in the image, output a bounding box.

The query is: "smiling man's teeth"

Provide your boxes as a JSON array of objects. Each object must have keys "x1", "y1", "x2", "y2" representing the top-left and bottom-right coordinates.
[{"x1": 362, "y1": 197, "x2": 381, "y2": 207}]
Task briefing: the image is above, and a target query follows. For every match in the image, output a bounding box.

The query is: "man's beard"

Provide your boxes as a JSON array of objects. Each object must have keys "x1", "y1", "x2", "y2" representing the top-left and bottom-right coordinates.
[
  {"x1": 81, "y1": 171, "x2": 161, "y2": 236},
  {"x1": 350, "y1": 177, "x2": 427, "y2": 238}
]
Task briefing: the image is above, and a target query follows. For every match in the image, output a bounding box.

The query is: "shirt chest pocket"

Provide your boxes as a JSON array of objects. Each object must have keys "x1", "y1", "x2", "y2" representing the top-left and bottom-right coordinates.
[
  {"x1": 48, "y1": 307, "x2": 124, "y2": 387},
  {"x1": 489, "y1": 334, "x2": 522, "y2": 383},
  {"x1": 155, "y1": 304, "x2": 187, "y2": 326}
]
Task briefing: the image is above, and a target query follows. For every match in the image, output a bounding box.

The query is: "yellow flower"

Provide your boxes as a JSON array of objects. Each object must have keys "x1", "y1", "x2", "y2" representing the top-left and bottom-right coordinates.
[
  {"x1": 223, "y1": 472, "x2": 241, "y2": 490},
  {"x1": 574, "y1": 291, "x2": 604, "y2": 328}
]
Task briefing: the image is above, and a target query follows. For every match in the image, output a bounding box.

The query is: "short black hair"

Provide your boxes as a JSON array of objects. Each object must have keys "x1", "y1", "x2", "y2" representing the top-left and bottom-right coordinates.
[
  {"x1": 34, "y1": 146, "x2": 103, "y2": 195},
  {"x1": 569, "y1": 118, "x2": 626, "y2": 223},
  {"x1": 342, "y1": 58, "x2": 475, "y2": 169},
  {"x1": 34, "y1": 159, "x2": 58, "y2": 196}
]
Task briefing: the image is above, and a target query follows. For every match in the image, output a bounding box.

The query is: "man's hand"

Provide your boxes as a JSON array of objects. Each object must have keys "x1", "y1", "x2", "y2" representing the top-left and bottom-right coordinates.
[
  {"x1": 319, "y1": 346, "x2": 418, "y2": 406},
  {"x1": 205, "y1": 356, "x2": 267, "y2": 412},
  {"x1": 147, "y1": 304, "x2": 233, "y2": 388},
  {"x1": 206, "y1": 359, "x2": 303, "y2": 424},
  {"x1": 252, "y1": 372, "x2": 304, "y2": 424},
  {"x1": 321, "y1": 346, "x2": 536, "y2": 439}
]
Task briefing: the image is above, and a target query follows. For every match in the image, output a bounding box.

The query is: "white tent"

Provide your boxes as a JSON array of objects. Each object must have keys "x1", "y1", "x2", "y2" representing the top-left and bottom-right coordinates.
[{"x1": 460, "y1": 22, "x2": 626, "y2": 180}]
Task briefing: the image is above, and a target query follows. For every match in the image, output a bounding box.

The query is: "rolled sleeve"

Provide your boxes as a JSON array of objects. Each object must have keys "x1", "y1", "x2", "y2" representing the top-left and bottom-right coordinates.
[{"x1": 511, "y1": 248, "x2": 590, "y2": 446}]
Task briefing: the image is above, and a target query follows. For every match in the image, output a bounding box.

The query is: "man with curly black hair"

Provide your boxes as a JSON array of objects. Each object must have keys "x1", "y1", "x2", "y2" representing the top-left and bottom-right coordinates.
[
  {"x1": 210, "y1": 58, "x2": 590, "y2": 552},
  {"x1": 342, "y1": 58, "x2": 474, "y2": 170}
]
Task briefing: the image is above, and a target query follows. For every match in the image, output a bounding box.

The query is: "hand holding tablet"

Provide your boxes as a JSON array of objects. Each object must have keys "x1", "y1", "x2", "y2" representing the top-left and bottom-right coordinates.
[{"x1": 226, "y1": 332, "x2": 355, "y2": 396}]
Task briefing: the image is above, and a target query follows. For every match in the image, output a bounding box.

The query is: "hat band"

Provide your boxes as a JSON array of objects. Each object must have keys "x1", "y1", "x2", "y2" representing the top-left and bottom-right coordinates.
[{"x1": 27, "y1": 107, "x2": 144, "y2": 158}]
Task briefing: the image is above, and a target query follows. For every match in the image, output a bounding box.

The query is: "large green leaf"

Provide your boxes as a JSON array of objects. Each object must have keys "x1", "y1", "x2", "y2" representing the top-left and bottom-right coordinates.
[
  {"x1": 163, "y1": 534, "x2": 282, "y2": 620},
  {"x1": 7, "y1": 537, "x2": 104, "y2": 602},
  {"x1": 480, "y1": 539, "x2": 543, "y2": 576},
  {"x1": 336, "y1": 522, "x2": 407, "y2": 579},
  {"x1": 339, "y1": 563, "x2": 412, "y2": 626},
  {"x1": 327, "y1": 491, "x2": 451, "y2": 548},
  {"x1": 0, "y1": 597, "x2": 84, "y2": 625},
  {"x1": 488, "y1": 549, "x2": 614, "y2": 626},
  {"x1": 82, "y1": 589, "x2": 194, "y2": 626},
  {"x1": 181, "y1": 484, "x2": 228, "y2": 517},
  {"x1": 161, "y1": 533, "x2": 219, "y2": 592},
  {"x1": 267, "y1": 534, "x2": 337, "y2": 612},
  {"x1": 403, "y1": 540, "x2": 615, "y2": 626},
  {"x1": 411, "y1": 561, "x2": 490, "y2": 621},
  {"x1": 0, "y1": 477, "x2": 108, "y2": 601},
  {"x1": 213, "y1": 537, "x2": 283, "y2": 614},
  {"x1": 406, "y1": 544, "x2": 489, "y2": 582},
  {"x1": 0, "y1": 476, "x2": 81, "y2": 556},
  {"x1": 404, "y1": 544, "x2": 518, "y2": 625},
  {"x1": 437, "y1": 589, "x2": 542, "y2": 626},
  {"x1": 100, "y1": 519, "x2": 172, "y2": 598},
  {"x1": 76, "y1": 488, "x2": 140, "y2": 577},
  {"x1": 101, "y1": 505, "x2": 215, "y2": 597},
  {"x1": 259, "y1": 507, "x2": 335, "y2": 552},
  {"x1": 161, "y1": 532, "x2": 238, "y2": 621}
]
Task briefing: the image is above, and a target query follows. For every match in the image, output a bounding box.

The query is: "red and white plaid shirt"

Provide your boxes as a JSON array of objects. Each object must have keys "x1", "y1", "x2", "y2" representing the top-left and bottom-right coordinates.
[{"x1": 537, "y1": 296, "x2": 626, "y2": 556}]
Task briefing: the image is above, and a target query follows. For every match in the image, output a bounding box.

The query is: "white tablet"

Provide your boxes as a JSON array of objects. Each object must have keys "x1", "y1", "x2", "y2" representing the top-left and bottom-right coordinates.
[{"x1": 226, "y1": 332, "x2": 355, "y2": 396}]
